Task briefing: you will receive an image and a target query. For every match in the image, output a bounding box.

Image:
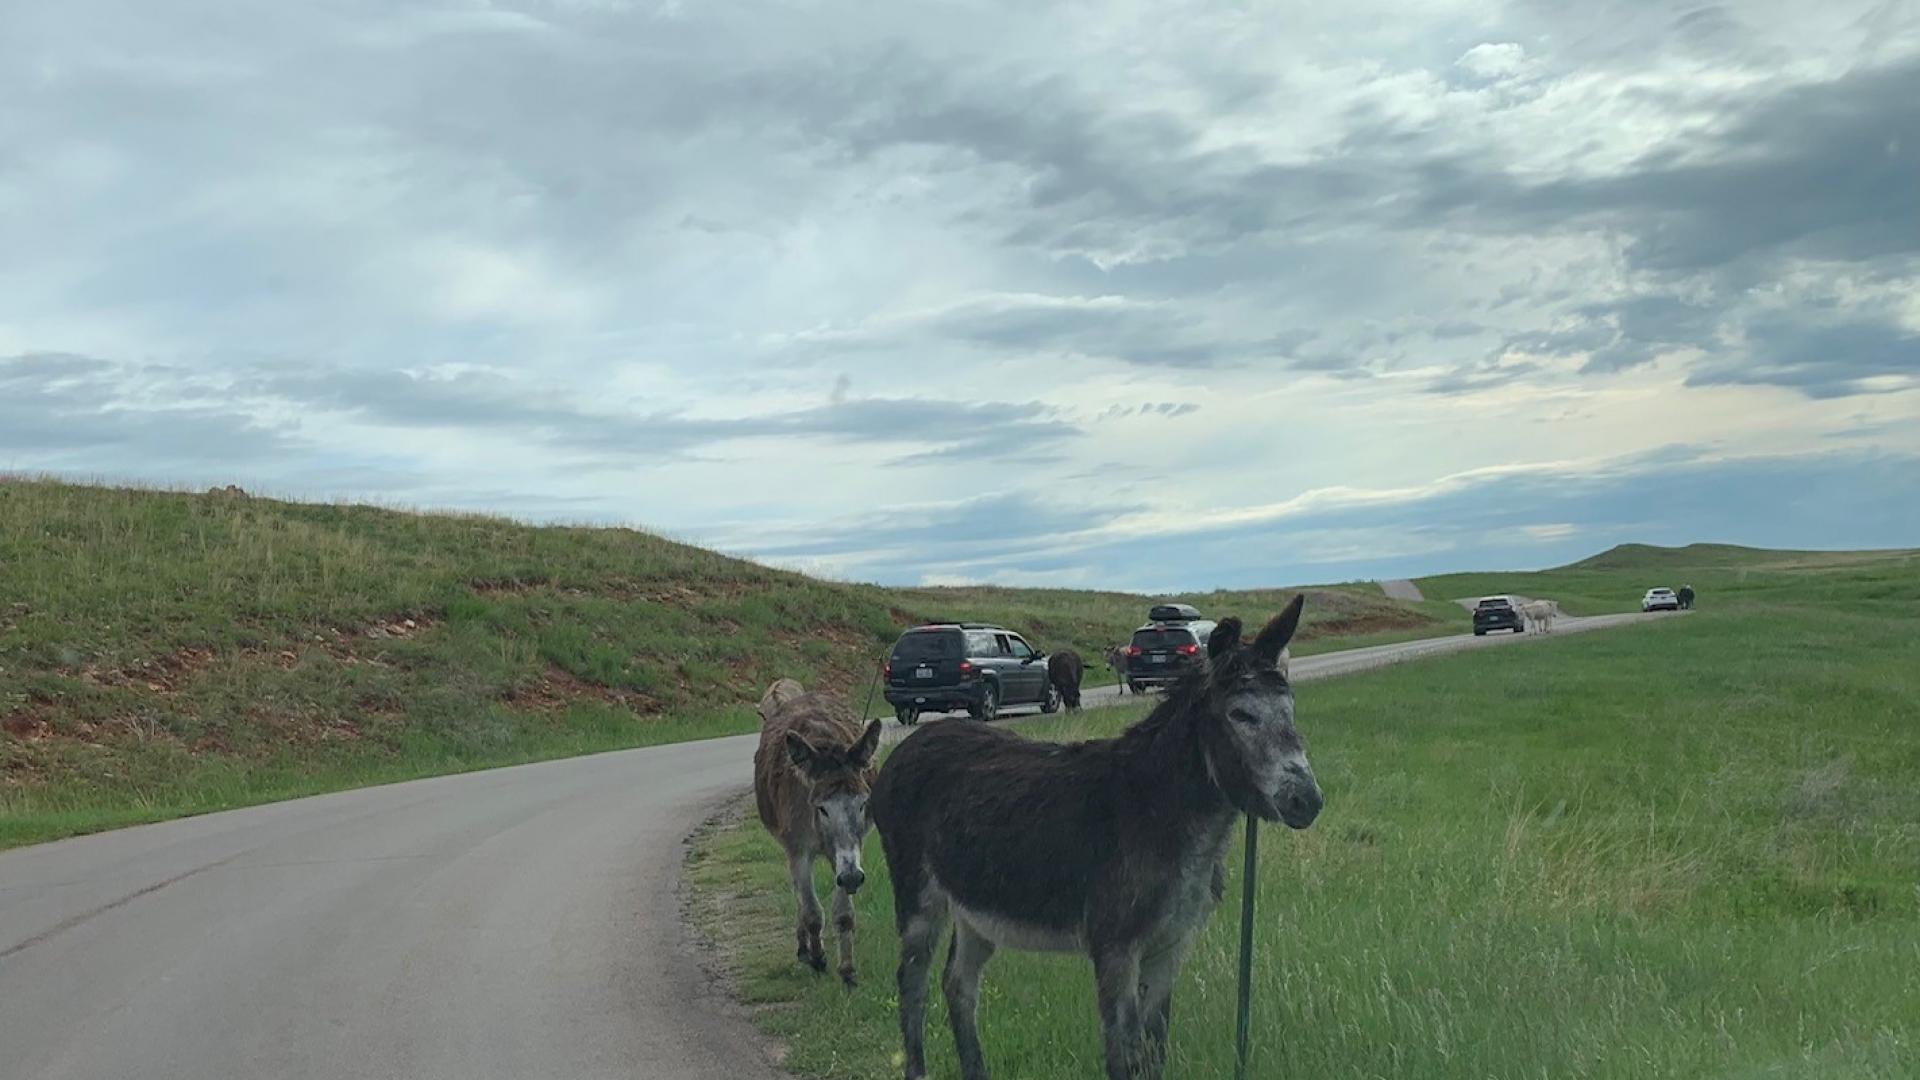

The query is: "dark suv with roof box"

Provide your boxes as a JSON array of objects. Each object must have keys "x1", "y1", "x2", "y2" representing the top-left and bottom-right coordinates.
[
  {"x1": 1123, "y1": 603, "x2": 1217, "y2": 692},
  {"x1": 883, "y1": 623, "x2": 1058, "y2": 724}
]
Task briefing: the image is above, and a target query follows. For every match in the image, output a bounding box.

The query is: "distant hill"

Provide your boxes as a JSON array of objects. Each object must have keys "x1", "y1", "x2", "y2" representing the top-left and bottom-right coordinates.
[
  {"x1": 1565, "y1": 543, "x2": 1918, "y2": 572},
  {"x1": 1419, "y1": 540, "x2": 1919, "y2": 622}
]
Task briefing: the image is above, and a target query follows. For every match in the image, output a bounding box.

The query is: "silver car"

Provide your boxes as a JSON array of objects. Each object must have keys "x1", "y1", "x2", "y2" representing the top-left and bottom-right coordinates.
[{"x1": 1642, "y1": 587, "x2": 1680, "y2": 612}]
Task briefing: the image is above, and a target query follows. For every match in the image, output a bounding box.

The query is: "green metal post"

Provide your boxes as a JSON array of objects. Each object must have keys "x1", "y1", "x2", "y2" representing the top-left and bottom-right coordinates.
[{"x1": 1234, "y1": 812, "x2": 1258, "y2": 1080}]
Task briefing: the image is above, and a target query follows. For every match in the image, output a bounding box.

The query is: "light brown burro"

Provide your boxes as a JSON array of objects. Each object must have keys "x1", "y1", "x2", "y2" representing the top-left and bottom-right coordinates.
[
  {"x1": 753, "y1": 678, "x2": 883, "y2": 986},
  {"x1": 872, "y1": 596, "x2": 1322, "y2": 1080}
]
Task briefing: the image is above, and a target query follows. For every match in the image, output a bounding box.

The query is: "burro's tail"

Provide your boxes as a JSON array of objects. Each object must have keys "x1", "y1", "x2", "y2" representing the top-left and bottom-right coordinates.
[{"x1": 757, "y1": 678, "x2": 807, "y2": 726}]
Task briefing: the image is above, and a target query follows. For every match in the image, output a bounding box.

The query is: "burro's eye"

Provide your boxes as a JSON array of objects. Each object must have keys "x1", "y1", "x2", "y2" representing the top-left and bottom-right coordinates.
[
  {"x1": 816, "y1": 805, "x2": 829, "y2": 818},
  {"x1": 1228, "y1": 708, "x2": 1258, "y2": 725}
]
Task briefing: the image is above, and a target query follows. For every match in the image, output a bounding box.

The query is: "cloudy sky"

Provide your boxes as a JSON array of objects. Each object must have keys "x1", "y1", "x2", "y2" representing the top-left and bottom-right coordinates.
[{"x1": 4, "y1": 1, "x2": 1918, "y2": 590}]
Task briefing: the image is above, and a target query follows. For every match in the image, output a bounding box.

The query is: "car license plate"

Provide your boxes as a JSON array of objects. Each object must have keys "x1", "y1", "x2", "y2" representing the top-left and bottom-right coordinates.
[
  {"x1": 1151, "y1": 654, "x2": 1167, "y2": 664},
  {"x1": 915, "y1": 666, "x2": 933, "y2": 679}
]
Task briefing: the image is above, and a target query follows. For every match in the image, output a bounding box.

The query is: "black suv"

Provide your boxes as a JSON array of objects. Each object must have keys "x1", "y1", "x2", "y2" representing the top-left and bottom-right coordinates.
[
  {"x1": 883, "y1": 623, "x2": 1058, "y2": 724},
  {"x1": 1472, "y1": 595, "x2": 1524, "y2": 635},
  {"x1": 1123, "y1": 607, "x2": 1218, "y2": 692}
]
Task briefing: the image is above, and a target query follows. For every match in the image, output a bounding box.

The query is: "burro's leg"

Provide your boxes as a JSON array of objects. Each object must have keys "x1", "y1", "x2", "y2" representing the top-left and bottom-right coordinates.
[
  {"x1": 832, "y1": 883, "x2": 857, "y2": 986},
  {"x1": 943, "y1": 919, "x2": 999, "y2": 1080},
  {"x1": 788, "y1": 851, "x2": 825, "y2": 972},
  {"x1": 895, "y1": 889, "x2": 947, "y2": 1080},
  {"x1": 1094, "y1": 947, "x2": 1145, "y2": 1080},
  {"x1": 1138, "y1": 940, "x2": 1189, "y2": 1080}
]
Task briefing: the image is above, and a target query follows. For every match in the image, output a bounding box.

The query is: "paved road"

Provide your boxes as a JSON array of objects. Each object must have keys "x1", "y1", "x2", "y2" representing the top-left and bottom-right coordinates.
[
  {"x1": 0, "y1": 607, "x2": 1679, "y2": 1080},
  {"x1": 1057, "y1": 606, "x2": 1671, "y2": 713},
  {"x1": 1377, "y1": 578, "x2": 1426, "y2": 602}
]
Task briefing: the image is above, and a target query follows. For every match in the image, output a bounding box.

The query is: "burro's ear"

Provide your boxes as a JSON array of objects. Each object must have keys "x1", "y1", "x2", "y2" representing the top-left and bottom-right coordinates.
[
  {"x1": 784, "y1": 731, "x2": 818, "y2": 769},
  {"x1": 759, "y1": 678, "x2": 803, "y2": 724},
  {"x1": 849, "y1": 719, "x2": 883, "y2": 768},
  {"x1": 1207, "y1": 617, "x2": 1243, "y2": 659},
  {"x1": 1253, "y1": 594, "x2": 1305, "y2": 665}
]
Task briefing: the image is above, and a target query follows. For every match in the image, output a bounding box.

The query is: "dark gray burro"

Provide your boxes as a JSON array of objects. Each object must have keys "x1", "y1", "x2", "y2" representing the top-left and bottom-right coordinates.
[
  {"x1": 1047, "y1": 647, "x2": 1086, "y2": 711},
  {"x1": 753, "y1": 678, "x2": 883, "y2": 986},
  {"x1": 871, "y1": 596, "x2": 1322, "y2": 1080}
]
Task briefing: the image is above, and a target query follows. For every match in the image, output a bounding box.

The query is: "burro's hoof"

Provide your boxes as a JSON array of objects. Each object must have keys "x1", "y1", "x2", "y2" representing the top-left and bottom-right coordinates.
[{"x1": 839, "y1": 968, "x2": 858, "y2": 988}]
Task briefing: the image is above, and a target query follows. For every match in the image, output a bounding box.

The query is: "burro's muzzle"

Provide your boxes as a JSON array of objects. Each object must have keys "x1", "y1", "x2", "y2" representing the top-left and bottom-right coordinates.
[
  {"x1": 1258, "y1": 758, "x2": 1323, "y2": 830},
  {"x1": 822, "y1": 798, "x2": 869, "y2": 894}
]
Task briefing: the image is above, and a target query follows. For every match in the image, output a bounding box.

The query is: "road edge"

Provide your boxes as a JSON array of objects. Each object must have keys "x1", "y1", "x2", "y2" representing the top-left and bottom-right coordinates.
[{"x1": 676, "y1": 789, "x2": 796, "y2": 1075}]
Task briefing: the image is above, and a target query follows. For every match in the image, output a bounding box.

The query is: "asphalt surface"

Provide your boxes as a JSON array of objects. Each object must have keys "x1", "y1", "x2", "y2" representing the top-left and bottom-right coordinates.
[
  {"x1": 0, "y1": 607, "x2": 1680, "y2": 1080},
  {"x1": 1376, "y1": 578, "x2": 1426, "y2": 602}
]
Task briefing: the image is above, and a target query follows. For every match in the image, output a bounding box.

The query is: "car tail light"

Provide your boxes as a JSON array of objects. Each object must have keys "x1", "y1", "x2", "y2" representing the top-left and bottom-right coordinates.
[
  {"x1": 1176, "y1": 644, "x2": 1199, "y2": 656},
  {"x1": 883, "y1": 660, "x2": 891, "y2": 678},
  {"x1": 1124, "y1": 646, "x2": 1142, "y2": 656},
  {"x1": 958, "y1": 660, "x2": 973, "y2": 674}
]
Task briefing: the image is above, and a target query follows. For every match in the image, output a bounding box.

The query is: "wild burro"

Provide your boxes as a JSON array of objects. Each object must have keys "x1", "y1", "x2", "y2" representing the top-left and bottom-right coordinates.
[
  {"x1": 1046, "y1": 647, "x2": 1085, "y2": 711},
  {"x1": 1104, "y1": 645, "x2": 1131, "y2": 694},
  {"x1": 872, "y1": 596, "x2": 1321, "y2": 1080},
  {"x1": 753, "y1": 678, "x2": 882, "y2": 986}
]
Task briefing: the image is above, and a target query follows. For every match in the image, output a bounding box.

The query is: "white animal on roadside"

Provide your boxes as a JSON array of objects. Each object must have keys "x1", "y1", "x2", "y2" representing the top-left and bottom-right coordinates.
[
  {"x1": 1104, "y1": 645, "x2": 1130, "y2": 693},
  {"x1": 1521, "y1": 599, "x2": 1560, "y2": 633}
]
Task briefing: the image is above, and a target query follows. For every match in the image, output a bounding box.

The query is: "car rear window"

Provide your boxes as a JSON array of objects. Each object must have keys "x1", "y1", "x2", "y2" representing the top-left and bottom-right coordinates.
[
  {"x1": 893, "y1": 630, "x2": 961, "y2": 659},
  {"x1": 1477, "y1": 598, "x2": 1512, "y2": 609},
  {"x1": 1132, "y1": 628, "x2": 1196, "y2": 649}
]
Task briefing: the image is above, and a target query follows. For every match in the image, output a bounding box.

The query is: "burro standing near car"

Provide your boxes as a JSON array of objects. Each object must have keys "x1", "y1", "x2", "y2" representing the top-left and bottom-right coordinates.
[
  {"x1": 872, "y1": 597, "x2": 1321, "y2": 1080},
  {"x1": 752, "y1": 678, "x2": 883, "y2": 986}
]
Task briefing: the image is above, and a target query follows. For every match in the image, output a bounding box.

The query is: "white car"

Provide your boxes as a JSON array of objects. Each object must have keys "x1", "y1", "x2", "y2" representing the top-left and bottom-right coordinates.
[{"x1": 1642, "y1": 587, "x2": 1680, "y2": 612}]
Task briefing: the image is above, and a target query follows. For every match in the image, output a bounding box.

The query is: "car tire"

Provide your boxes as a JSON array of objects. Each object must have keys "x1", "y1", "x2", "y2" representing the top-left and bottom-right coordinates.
[
  {"x1": 1040, "y1": 683, "x2": 1061, "y2": 714},
  {"x1": 969, "y1": 682, "x2": 999, "y2": 722},
  {"x1": 1474, "y1": 628, "x2": 1485, "y2": 636}
]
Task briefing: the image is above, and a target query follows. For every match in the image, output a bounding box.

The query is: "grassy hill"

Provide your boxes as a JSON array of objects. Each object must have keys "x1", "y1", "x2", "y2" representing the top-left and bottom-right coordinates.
[
  {"x1": 0, "y1": 478, "x2": 1451, "y2": 848},
  {"x1": 1569, "y1": 541, "x2": 1920, "y2": 572},
  {"x1": 1419, "y1": 542, "x2": 1920, "y2": 616},
  {"x1": 692, "y1": 542, "x2": 1920, "y2": 1079}
]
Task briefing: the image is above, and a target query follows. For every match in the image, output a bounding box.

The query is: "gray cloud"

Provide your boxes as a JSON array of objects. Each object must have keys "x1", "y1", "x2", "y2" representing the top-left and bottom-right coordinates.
[
  {"x1": 1692, "y1": 314, "x2": 1920, "y2": 398},
  {"x1": 256, "y1": 366, "x2": 1086, "y2": 466},
  {"x1": 1424, "y1": 359, "x2": 1544, "y2": 395},
  {"x1": 823, "y1": 68, "x2": 1386, "y2": 270},
  {"x1": 1419, "y1": 55, "x2": 1920, "y2": 273},
  {"x1": 738, "y1": 490, "x2": 1137, "y2": 564},
  {"x1": 782, "y1": 293, "x2": 1298, "y2": 370},
  {"x1": 0, "y1": 352, "x2": 300, "y2": 468},
  {"x1": 1499, "y1": 294, "x2": 1724, "y2": 376},
  {"x1": 1095, "y1": 402, "x2": 1201, "y2": 421}
]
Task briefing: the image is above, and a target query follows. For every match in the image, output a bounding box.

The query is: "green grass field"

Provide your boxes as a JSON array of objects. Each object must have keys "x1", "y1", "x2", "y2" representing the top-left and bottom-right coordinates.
[
  {"x1": 0, "y1": 478, "x2": 1453, "y2": 849},
  {"x1": 687, "y1": 551, "x2": 1920, "y2": 1079}
]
